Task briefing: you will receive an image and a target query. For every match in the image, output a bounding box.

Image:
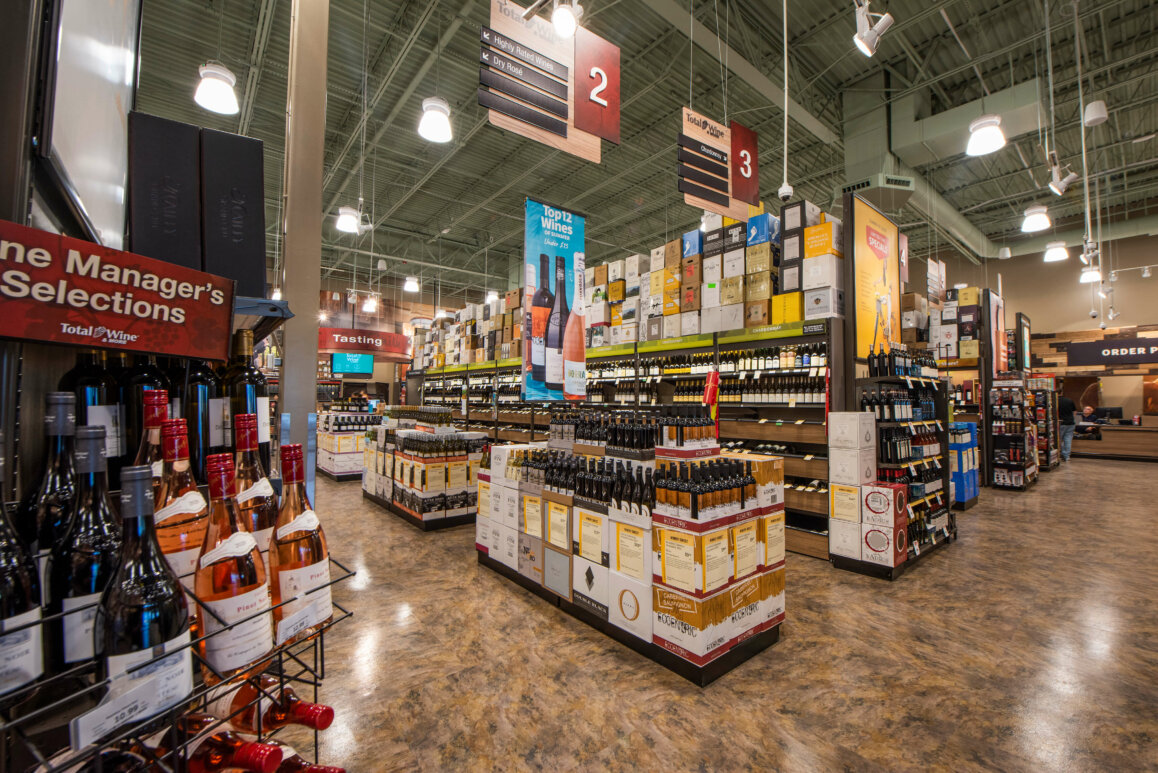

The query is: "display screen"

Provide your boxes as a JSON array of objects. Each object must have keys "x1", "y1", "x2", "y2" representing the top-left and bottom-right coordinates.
[{"x1": 332, "y1": 353, "x2": 374, "y2": 376}]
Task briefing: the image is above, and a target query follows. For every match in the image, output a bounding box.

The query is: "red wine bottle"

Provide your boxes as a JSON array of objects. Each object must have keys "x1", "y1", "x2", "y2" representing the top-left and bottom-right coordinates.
[
  {"x1": 206, "y1": 674, "x2": 334, "y2": 733},
  {"x1": 264, "y1": 741, "x2": 344, "y2": 773},
  {"x1": 222, "y1": 331, "x2": 271, "y2": 473},
  {"x1": 15, "y1": 393, "x2": 76, "y2": 592},
  {"x1": 47, "y1": 426, "x2": 122, "y2": 673},
  {"x1": 59, "y1": 349, "x2": 124, "y2": 484},
  {"x1": 545, "y1": 255, "x2": 569, "y2": 391},
  {"x1": 182, "y1": 359, "x2": 225, "y2": 485},
  {"x1": 0, "y1": 428, "x2": 43, "y2": 709},
  {"x1": 119, "y1": 355, "x2": 170, "y2": 479},
  {"x1": 95, "y1": 464, "x2": 193, "y2": 720}
]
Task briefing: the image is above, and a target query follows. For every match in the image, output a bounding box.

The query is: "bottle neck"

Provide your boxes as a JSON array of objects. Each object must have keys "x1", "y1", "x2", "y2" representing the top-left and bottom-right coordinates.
[
  {"x1": 46, "y1": 433, "x2": 74, "y2": 464},
  {"x1": 77, "y1": 467, "x2": 110, "y2": 500}
]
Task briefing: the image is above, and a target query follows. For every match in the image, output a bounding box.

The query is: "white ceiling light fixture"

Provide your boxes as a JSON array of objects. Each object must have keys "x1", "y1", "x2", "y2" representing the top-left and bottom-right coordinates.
[
  {"x1": 404, "y1": 276, "x2": 420, "y2": 293},
  {"x1": 1042, "y1": 242, "x2": 1068, "y2": 263},
  {"x1": 270, "y1": 287, "x2": 282, "y2": 300},
  {"x1": 966, "y1": 114, "x2": 1005, "y2": 156},
  {"x1": 1083, "y1": 99, "x2": 1108, "y2": 127},
  {"x1": 852, "y1": 1, "x2": 894, "y2": 57},
  {"x1": 331, "y1": 291, "x2": 340, "y2": 301},
  {"x1": 318, "y1": 311, "x2": 329, "y2": 322},
  {"x1": 435, "y1": 308, "x2": 447, "y2": 319},
  {"x1": 1079, "y1": 266, "x2": 1102, "y2": 284},
  {"x1": 1107, "y1": 307, "x2": 1120, "y2": 321},
  {"x1": 1021, "y1": 204, "x2": 1051, "y2": 233},
  {"x1": 347, "y1": 290, "x2": 358, "y2": 304},
  {"x1": 362, "y1": 294, "x2": 379, "y2": 313},
  {"x1": 953, "y1": 282, "x2": 968, "y2": 289},
  {"x1": 997, "y1": 247, "x2": 1012, "y2": 260},
  {"x1": 1048, "y1": 165, "x2": 1079, "y2": 196},
  {"x1": 194, "y1": 63, "x2": 240, "y2": 115},
  {"x1": 335, "y1": 206, "x2": 361, "y2": 234},
  {"x1": 552, "y1": 1, "x2": 583, "y2": 38},
  {"x1": 1143, "y1": 266, "x2": 1153, "y2": 278},
  {"x1": 377, "y1": 259, "x2": 388, "y2": 271},
  {"x1": 418, "y1": 97, "x2": 453, "y2": 143},
  {"x1": 485, "y1": 290, "x2": 499, "y2": 303}
]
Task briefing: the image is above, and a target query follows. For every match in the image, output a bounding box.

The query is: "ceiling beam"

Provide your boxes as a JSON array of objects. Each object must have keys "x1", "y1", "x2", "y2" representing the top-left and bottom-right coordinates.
[{"x1": 237, "y1": 0, "x2": 278, "y2": 136}]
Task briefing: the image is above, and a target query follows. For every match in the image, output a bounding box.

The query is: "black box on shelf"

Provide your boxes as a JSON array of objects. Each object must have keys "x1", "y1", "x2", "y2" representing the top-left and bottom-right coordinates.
[
  {"x1": 127, "y1": 112, "x2": 202, "y2": 269},
  {"x1": 200, "y1": 128, "x2": 267, "y2": 297}
]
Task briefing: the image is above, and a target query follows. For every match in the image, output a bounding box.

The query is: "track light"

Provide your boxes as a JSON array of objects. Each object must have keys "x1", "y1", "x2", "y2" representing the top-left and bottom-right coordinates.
[
  {"x1": 1048, "y1": 167, "x2": 1079, "y2": 196},
  {"x1": 1042, "y1": 242, "x2": 1068, "y2": 263},
  {"x1": 1108, "y1": 307, "x2": 1120, "y2": 321},
  {"x1": 1143, "y1": 266, "x2": 1152, "y2": 278},
  {"x1": 1079, "y1": 267, "x2": 1102, "y2": 284},
  {"x1": 1097, "y1": 285, "x2": 1108, "y2": 299},
  {"x1": 404, "y1": 276, "x2": 420, "y2": 293},
  {"x1": 194, "y1": 63, "x2": 239, "y2": 115},
  {"x1": 552, "y1": 1, "x2": 583, "y2": 38},
  {"x1": 966, "y1": 114, "x2": 1006, "y2": 156},
  {"x1": 852, "y1": 1, "x2": 894, "y2": 57},
  {"x1": 1021, "y1": 205, "x2": 1050, "y2": 233},
  {"x1": 270, "y1": 287, "x2": 282, "y2": 300},
  {"x1": 336, "y1": 206, "x2": 361, "y2": 234},
  {"x1": 418, "y1": 97, "x2": 453, "y2": 143}
]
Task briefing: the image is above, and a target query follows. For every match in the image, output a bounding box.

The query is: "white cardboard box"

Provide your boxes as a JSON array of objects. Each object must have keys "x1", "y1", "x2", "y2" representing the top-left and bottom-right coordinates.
[
  {"x1": 700, "y1": 306, "x2": 722, "y2": 334},
  {"x1": 861, "y1": 522, "x2": 907, "y2": 567},
  {"x1": 829, "y1": 447, "x2": 877, "y2": 485},
  {"x1": 608, "y1": 571, "x2": 652, "y2": 642},
  {"x1": 608, "y1": 259, "x2": 624, "y2": 282},
  {"x1": 496, "y1": 523, "x2": 519, "y2": 571},
  {"x1": 723, "y1": 248, "x2": 745, "y2": 278},
  {"x1": 828, "y1": 412, "x2": 877, "y2": 449},
  {"x1": 720, "y1": 303, "x2": 744, "y2": 331},
  {"x1": 804, "y1": 287, "x2": 845, "y2": 320},
  {"x1": 802, "y1": 254, "x2": 845, "y2": 291},
  {"x1": 475, "y1": 514, "x2": 492, "y2": 553},
  {"x1": 828, "y1": 518, "x2": 862, "y2": 559},
  {"x1": 702, "y1": 283, "x2": 721, "y2": 309},
  {"x1": 625, "y1": 254, "x2": 640, "y2": 281},
  {"x1": 703, "y1": 255, "x2": 722, "y2": 284},
  {"x1": 650, "y1": 247, "x2": 666, "y2": 273},
  {"x1": 663, "y1": 315, "x2": 681, "y2": 338},
  {"x1": 680, "y1": 311, "x2": 700, "y2": 336}
]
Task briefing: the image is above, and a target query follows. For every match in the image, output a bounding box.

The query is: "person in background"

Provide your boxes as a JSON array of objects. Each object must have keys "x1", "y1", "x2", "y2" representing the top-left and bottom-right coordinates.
[
  {"x1": 1057, "y1": 387, "x2": 1077, "y2": 462},
  {"x1": 1076, "y1": 405, "x2": 1104, "y2": 437}
]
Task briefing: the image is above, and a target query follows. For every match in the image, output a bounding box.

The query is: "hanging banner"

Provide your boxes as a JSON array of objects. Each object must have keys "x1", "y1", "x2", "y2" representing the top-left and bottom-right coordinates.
[
  {"x1": 850, "y1": 197, "x2": 901, "y2": 359},
  {"x1": 479, "y1": 0, "x2": 620, "y2": 163},
  {"x1": 0, "y1": 219, "x2": 233, "y2": 360},
  {"x1": 317, "y1": 327, "x2": 410, "y2": 358},
  {"x1": 676, "y1": 108, "x2": 758, "y2": 221},
  {"x1": 522, "y1": 199, "x2": 585, "y2": 401}
]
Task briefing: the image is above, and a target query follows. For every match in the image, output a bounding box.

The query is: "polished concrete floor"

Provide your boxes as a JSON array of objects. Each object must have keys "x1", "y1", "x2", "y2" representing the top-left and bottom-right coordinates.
[{"x1": 288, "y1": 459, "x2": 1158, "y2": 772}]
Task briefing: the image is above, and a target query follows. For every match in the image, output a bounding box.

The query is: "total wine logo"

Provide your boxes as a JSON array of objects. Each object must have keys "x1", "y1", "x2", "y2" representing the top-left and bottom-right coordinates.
[{"x1": 59, "y1": 323, "x2": 140, "y2": 346}]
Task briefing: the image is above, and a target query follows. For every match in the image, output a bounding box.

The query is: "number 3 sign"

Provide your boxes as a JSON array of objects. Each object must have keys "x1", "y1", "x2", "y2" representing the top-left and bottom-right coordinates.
[{"x1": 574, "y1": 27, "x2": 621, "y2": 145}]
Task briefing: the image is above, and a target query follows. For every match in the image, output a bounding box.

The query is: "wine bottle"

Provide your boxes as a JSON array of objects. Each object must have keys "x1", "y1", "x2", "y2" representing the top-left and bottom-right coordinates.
[
  {"x1": 205, "y1": 674, "x2": 334, "y2": 733},
  {"x1": 47, "y1": 426, "x2": 122, "y2": 672},
  {"x1": 234, "y1": 413, "x2": 277, "y2": 576},
  {"x1": 270, "y1": 444, "x2": 332, "y2": 646},
  {"x1": 133, "y1": 389, "x2": 169, "y2": 498},
  {"x1": 181, "y1": 359, "x2": 225, "y2": 485},
  {"x1": 222, "y1": 330, "x2": 271, "y2": 472},
  {"x1": 562, "y1": 262, "x2": 586, "y2": 401},
  {"x1": 545, "y1": 255, "x2": 570, "y2": 391},
  {"x1": 95, "y1": 464, "x2": 193, "y2": 719},
  {"x1": 119, "y1": 355, "x2": 170, "y2": 479},
  {"x1": 16, "y1": 393, "x2": 76, "y2": 590},
  {"x1": 529, "y1": 254, "x2": 553, "y2": 383},
  {"x1": 196, "y1": 453, "x2": 273, "y2": 684},
  {"x1": 154, "y1": 713, "x2": 284, "y2": 773},
  {"x1": 0, "y1": 428, "x2": 43, "y2": 709},
  {"x1": 59, "y1": 349, "x2": 124, "y2": 475},
  {"x1": 155, "y1": 419, "x2": 210, "y2": 592}
]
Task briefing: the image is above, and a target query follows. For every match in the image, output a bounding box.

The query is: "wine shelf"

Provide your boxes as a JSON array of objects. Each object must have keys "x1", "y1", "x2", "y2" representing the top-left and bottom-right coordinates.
[
  {"x1": 785, "y1": 526, "x2": 829, "y2": 560},
  {"x1": 363, "y1": 489, "x2": 476, "y2": 532}
]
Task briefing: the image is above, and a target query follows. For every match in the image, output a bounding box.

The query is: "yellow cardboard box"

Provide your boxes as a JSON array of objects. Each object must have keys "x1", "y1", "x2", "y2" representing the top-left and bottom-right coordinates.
[{"x1": 804, "y1": 221, "x2": 844, "y2": 258}]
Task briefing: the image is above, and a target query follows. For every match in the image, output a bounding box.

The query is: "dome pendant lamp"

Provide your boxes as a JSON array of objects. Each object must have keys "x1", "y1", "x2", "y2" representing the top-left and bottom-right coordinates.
[
  {"x1": 418, "y1": 97, "x2": 453, "y2": 143},
  {"x1": 195, "y1": 63, "x2": 240, "y2": 115}
]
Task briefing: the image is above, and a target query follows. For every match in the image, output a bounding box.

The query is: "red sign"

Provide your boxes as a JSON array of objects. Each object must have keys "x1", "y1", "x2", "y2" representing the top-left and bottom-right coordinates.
[
  {"x1": 0, "y1": 220, "x2": 233, "y2": 360},
  {"x1": 318, "y1": 327, "x2": 410, "y2": 358},
  {"x1": 574, "y1": 26, "x2": 621, "y2": 145},
  {"x1": 729, "y1": 121, "x2": 760, "y2": 205}
]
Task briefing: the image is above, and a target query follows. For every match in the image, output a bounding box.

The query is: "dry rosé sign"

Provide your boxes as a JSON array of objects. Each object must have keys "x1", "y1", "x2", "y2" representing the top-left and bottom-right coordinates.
[{"x1": 0, "y1": 220, "x2": 234, "y2": 360}]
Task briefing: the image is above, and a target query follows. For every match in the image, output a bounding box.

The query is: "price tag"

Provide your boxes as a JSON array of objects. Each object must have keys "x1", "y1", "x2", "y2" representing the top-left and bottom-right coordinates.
[
  {"x1": 775, "y1": 420, "x2": 784, "y2": 426},
  {"x1": 70, "y1": 673, "x2": 162, "y2": 748},
  {"x1": 908, "y1": 463, "x2": 917, "y2": 475},
  {"x1": 789, "y1": 398, "x2": 797, "y2": 408},
  {"x1": 913, "y1": 542, "x2": 921, "y2": 556},
  {"x1": 795, "y1": 418, "x2": 805, "y2": 425},
  {"x1": 803, "y1": 454, "x2": 814, "y2": 461},
  {"x1": 907, "y1": 504, "x2": 915, "y2": 519},
  {"x1": 758, "y1": 418, "x2": 768, "y2": 424},
  {"x1": 943, "y1": 527, "x2": 950, "y2": 539},
  {"x1": 935, "y1": 420, "x2": 943, "y2": 430},
  {"x1": 907, "y1": 424, "x2": 916, "y2": 435},
  {"x1": 809, "y1": 367, "x2": 818, "y2": 377}
]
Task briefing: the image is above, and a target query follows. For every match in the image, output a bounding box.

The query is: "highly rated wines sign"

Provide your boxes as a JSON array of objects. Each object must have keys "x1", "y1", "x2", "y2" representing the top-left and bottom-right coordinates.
[{"x1": 0, "y1": 219, "x2": 234, "y2": 360}]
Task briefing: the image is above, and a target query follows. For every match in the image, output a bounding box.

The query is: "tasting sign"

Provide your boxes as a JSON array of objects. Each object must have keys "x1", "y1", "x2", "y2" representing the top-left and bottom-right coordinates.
[{"x1": 0, "y1": 219, "x2": 234, "y2": 360}]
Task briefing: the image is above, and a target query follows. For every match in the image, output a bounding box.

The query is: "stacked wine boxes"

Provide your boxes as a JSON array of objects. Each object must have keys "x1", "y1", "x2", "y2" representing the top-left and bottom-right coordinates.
[
  {"x1": 827, "y1": 412, "x2": 909, "y2": 568},
  {"x1": 930, "y1": 286, "x2": 982, "y2": 362},
  {"x1": 386, "y1": 429, "x2": 483, "y2": 522}
]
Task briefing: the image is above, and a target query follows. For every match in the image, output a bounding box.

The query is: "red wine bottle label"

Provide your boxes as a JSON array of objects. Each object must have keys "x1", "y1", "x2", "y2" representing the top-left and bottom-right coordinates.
[
  {"x1": 62, "y1": 593, "x2": 101, "y2": 663},
  {"x1": 236, "y1": 477, "x2": 274, "y2": 504},
  {"x1": 0, "y1": 608, "x2": 43, "y2": 695},
  {"x1": 276, "y1": 509, "x2": 320, "y2": 540},
  {"x1": 155, "y1": 490, "x2": 207, "y2": 524},
  {"x1": 86, "y1": 404, "x2": 123, "y2": 457},
  {"x1": 275, "y1": 562, "x2": 332, "y2": 645},
  {"x1": 105, "y1": 629, "x2": 193, "y2": 717},
  {"x1": 201, "y1": 585, "x2": 273, "y2": 673},
  {"x1": 256, "y1": 397, "x2": 271, "y2": 443},
  {"x1": 200, "y1": 532, "x2": 258, "y2": 568}
]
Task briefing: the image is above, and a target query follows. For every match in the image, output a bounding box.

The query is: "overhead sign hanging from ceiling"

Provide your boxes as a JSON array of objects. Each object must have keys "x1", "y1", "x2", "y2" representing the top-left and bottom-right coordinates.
[
  {"x1": 677, "y1": 107, "x2": 760, "y2": 221},
  {"x1": 479, "y1": 0, "x2": 620, "y2": 163}
]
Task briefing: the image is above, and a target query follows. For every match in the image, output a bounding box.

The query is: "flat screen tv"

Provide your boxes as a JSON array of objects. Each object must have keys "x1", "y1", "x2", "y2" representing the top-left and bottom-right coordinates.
[{"x1": 332, "y1": 353, "x2": 374, "y2": 376}]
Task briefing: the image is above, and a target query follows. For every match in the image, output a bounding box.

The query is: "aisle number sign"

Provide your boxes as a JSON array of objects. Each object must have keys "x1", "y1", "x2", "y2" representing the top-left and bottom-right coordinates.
[
  {"x1": 677, "y1": 107, "x2": 760, "y2": 221},
  {"x1": 479, "y1": 0, "x2": 620, "y2": 163}
]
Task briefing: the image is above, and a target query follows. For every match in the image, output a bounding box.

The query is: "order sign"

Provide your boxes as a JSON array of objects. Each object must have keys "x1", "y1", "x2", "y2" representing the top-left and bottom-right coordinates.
[{"x1": 0, "y1": 220, "x2": 234, "y2": 360}]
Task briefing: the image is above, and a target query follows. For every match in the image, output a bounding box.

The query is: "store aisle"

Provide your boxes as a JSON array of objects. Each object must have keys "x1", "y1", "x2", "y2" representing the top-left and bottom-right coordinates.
[{"x1": 300, "y1": 460, "x2": 1157, "y2": 772}]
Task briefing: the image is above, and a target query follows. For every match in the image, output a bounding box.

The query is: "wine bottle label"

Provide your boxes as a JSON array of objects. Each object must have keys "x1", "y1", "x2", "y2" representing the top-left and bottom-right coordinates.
[
  {"x1": 154, "y1": 490, "x2": 208, "y2": 524},
  {"x1": 276, "y1": 509, "x2": 321, "y2": 541},
  {"x1": 201, "y1": 584, "x2": 273, "y2": 673},
  {"x1": 256, "y1": 397, "x2": 271, "y2": 443},
  {"x1": 204, "y1": 680, "x2": 272, "y2": 727},
  {"x1": 545, "y1": 348, "x2": 563, "y2": 386},
  {"x1": 236, "y1": 477, "x2": 275, "y2": 504},
  {"x1": 563, "y1": 359, "x2": 585, "y2": 398},
  {"x1": 253, "y1": 527, "x2": 274, "y2": 554},
  {"x1": 0, "y1": 607, "x2": 44, "y2": 696},
  {"x1": 105, "y1": 629, "x2": 193, "y2": 716},
  {"x1": 86, "y1": 404, "x2": 123, "y2": 457},
  {"x1": 275, "y1": 561, "x2": 333, "y2": 644},
  {"x1": 200, "y1": 531, "x2": 259, "y2": 567},
  {"x1": 209, "y1": 398, "x2": 227, "y2": 446},
  {"x1": 36, "y1": 551, "x2": 49, "y2": 606},
  {"x1": 162, "y1": 547, "x2": 200, "y2": 592},
  {"x1": 62, "y1": 593, "x2": 101, "y2": 663},
  {"x1": 151, "y1": 460, "x2": 163, "y2": 478}
]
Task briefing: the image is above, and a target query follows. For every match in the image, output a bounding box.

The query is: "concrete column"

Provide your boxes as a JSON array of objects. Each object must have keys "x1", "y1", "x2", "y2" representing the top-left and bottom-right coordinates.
[{"x1": 279, "y1": 0, "x2": 329, "y2": 446}]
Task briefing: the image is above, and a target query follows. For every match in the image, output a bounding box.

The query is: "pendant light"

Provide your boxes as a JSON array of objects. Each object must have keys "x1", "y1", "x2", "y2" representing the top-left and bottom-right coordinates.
[
  {"x1": 997, "y1": 247, "x2": 1012, "y2": 260},
  {"x1": 335, "y1": 206, "x2": 361, "y2": 233},
  {"x1": 195, "y1": 63, "x2": 239, "y2": 114},
  {"x1": 1084, "y1": 100, "x2": 1108, "y2": 127},
  {"x1": 270, "y1": 287, "x2": 282, "y2": 300},
  {"x1": 362, "y1": 294, "x2": 378, "y2": 313},
  {"x1": 1079, "y1": 266, "x2": 1101, "y2": 283},
  {"x1": 1042, "y1": 242, "x2": 1068, "y2": 262},
  {"x1": 1021, "y1": 205, "x2": 1051, "y2": 233},
  {"x1": 552, "y1": 1, "x2": 583, "y2": 38},
  {"x1": 486, "y1": 290, "x2": 499, "y2": 303},
  {"x1": 966, "y1": 115, "x2": 1005, "y2": 156},
  {"x1": 404, "y1": 276, "x2": 420, "y2": 293},
  {"x1": 418, "y1": 98, "x2": 453, "y2": 143}
]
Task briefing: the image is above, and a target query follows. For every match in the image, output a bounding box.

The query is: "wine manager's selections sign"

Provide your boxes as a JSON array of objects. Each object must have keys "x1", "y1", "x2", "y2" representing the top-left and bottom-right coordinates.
[
  {"x1": 0, "y1": 219, "x2": 234, "y2": 361},
  {"x1": 522, "y1": 198, "x2": 585, "y2": 402}
]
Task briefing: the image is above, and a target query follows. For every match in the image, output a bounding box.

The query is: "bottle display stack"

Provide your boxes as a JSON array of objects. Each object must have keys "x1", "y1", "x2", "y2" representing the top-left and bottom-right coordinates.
[
  {"x1": 1028, "y1": 376, "x2": 1061, "y2": 471},
  {"x1": 828, "y1": 344, "x2": 956, "y2": 580},
  {"x1": 949, "y1": 422, "x2": 981, "y2": 509},
  {"x1": 2, "y1": 394, "x2": 351, "y2": 771},
  {"x1": 473, "y1": 404, "x2": 787, "y2": 686},
  {"x1": 361, "y1": 407, "x2": 488, "y2": 531},
  {"x1": 989, "y1": 377, "x2": 1040, "y2": 489},
  {"x1": 316, "y1": 399, "x2": 378, "y2": 482}
]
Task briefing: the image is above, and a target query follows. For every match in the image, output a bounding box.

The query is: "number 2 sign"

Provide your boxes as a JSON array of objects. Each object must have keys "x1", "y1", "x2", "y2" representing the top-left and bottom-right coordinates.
[{"x1": 574, "y1": 26, "x2": 621, "y2": 145}]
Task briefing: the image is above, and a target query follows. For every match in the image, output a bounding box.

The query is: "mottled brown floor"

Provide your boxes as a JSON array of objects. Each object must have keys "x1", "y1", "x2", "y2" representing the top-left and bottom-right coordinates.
[{"x1": 289, "y1": 459, "x2": 1158, "y2": 772}]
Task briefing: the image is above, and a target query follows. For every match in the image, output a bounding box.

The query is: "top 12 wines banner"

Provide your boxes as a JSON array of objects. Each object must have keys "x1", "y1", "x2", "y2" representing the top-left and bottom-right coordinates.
[
  {"x1": 0, "y1": 219, "x2": 234, "y2": 361},
  {"x1": 522, "y1": 198, "x2": 585, "y2": 402}
]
